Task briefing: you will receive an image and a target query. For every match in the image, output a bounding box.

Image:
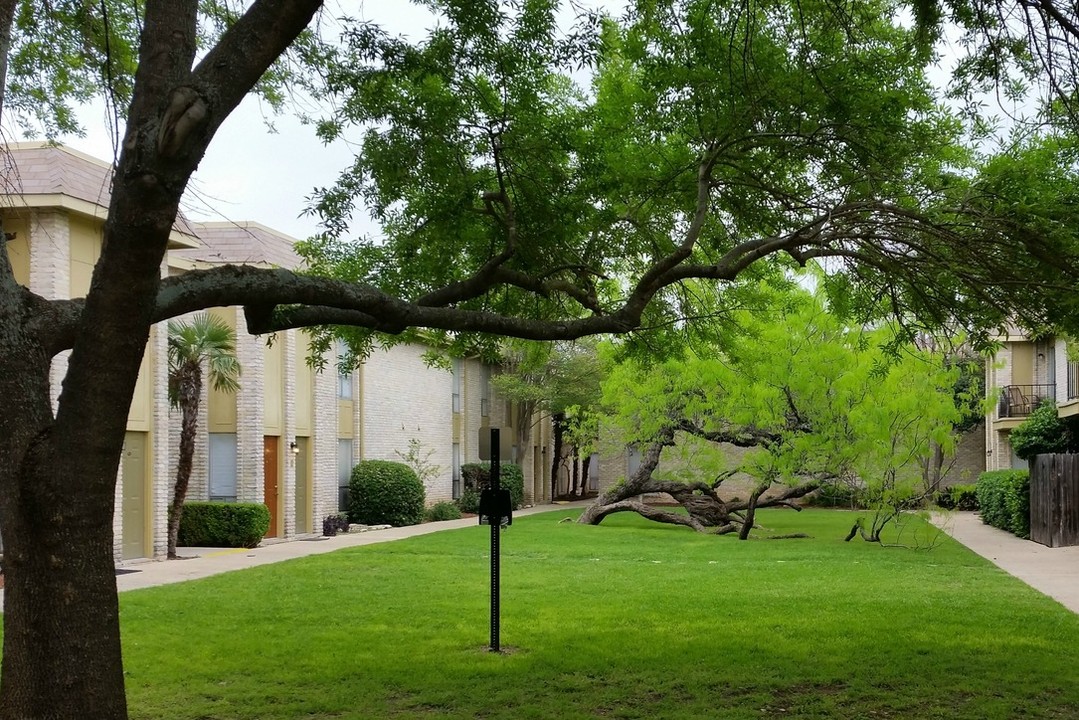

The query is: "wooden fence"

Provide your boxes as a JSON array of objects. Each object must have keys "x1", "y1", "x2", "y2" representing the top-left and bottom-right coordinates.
[{"x1": 1030, "y1": 454, "x2": 1079, "y2": 548}]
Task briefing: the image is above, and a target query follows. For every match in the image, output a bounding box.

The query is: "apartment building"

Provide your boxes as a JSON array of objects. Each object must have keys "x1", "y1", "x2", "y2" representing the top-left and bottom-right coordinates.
[
  {"x1": 2, "y1": 143, "x2": 554, "y2": 560},
  {"x1": 985, "y1": 328, "x2": 1074, "y2": 471}
]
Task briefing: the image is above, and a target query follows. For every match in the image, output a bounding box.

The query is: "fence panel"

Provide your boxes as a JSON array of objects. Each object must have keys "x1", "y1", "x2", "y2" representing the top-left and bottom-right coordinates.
[{"x1": 1030, "y1": 454, "x2": 1079, "y2": 548}]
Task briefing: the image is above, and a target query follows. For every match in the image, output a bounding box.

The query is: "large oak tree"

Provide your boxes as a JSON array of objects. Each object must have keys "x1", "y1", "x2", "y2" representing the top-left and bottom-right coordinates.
[{"x1": 1, "y1": 0, "x2": 1079, "y2": 717}]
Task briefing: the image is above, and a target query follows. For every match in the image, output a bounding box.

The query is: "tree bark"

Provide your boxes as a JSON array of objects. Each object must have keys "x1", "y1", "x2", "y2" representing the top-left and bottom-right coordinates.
[{"x1": 578, "y1": 430, "x2": 821, "y2": 532}]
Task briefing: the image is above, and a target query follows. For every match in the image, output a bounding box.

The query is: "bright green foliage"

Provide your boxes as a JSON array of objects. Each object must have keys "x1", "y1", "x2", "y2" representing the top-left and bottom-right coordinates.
[
  {"x1": 935, "y1": 483, "x2": 979, "y2": 511},
  {"x1": 601, "y1": 287, "x2": 965, "y2": 537},
  {"x1": 348, "y1": 460, "x2": 426, "y2": 527},
  {"x1": 424, "y1": 501, "x2": 463, "y2": 522},
  {"x1": 1009, "y1": 401, "x2": 1075, "y2": 460},
  {"x1": 976, "y1": 470, "x2": 1031, "y2": 539},
  {"x1": 291, "y1": 0, "x2": 1079, "y2": 361},
  {"x1": 460, "y1": 462, "x2": 525, "y2": 510},
  {"x1": 177, "y1": 502, "x2": 270, "y2": 549}
]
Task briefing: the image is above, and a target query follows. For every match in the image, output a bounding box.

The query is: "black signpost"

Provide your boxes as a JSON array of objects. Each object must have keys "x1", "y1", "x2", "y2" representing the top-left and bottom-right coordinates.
[{"x1": 478, "y1": 427, "x2": 512, "y2": 652}]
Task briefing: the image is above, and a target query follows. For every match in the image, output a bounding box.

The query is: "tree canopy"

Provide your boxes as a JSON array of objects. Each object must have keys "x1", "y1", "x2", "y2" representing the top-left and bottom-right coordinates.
[{"x1": 583, "y1": 287, "x2": 968, "y2": 538}]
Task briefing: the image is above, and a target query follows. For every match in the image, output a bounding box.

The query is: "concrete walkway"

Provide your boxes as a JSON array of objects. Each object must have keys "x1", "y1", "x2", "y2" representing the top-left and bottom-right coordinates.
[
  {"x1": 932, "y1": 511, "x2": 1079, "y2": 614},
  {"x1": 0, "y1": 501, "x2": 589, "y2": 608}
]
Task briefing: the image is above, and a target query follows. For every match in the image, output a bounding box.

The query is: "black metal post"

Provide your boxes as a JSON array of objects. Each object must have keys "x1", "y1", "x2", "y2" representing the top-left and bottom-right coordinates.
[{"x1": 490, "y1": 428, "x2": 501, "y2": 652}]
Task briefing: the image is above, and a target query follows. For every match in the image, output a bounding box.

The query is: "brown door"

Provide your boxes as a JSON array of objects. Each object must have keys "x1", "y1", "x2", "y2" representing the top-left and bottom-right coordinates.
[{"x1": 264, "y1": 436, "x2": 279, "y2": 537}]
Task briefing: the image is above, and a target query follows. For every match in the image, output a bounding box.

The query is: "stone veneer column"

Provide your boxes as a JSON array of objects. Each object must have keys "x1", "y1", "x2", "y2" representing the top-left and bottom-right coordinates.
[
  {"x1": 28, "y1": 210, "x2": 70, "y2": 411},
  {"x1": 282, "y1": 329, "x2": 297, "y2": 537},
  {"x1": 312, "y1": 355, "x2": 338, "y2": 524},
  {"x1": 235, "y1": 315, "x2": 265, "y2": 503}
]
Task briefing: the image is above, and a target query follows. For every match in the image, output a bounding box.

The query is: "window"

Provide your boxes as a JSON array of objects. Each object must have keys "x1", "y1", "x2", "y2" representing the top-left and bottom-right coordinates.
[
  {"x1": 209, "y1": 433, "x2": 238, "y2": 501},
  {"x1": 480, "y1": 364, "x2": 491, "y2": 417},
  {"x1": 451, "y1": 358, "x2": 462, "y2": 414},
  {"x1": 452, "y1": 443, "x2": 462, "y2": 499},
  {"x1": 337, "y1": 340, "x2": 353, "y2": 400},
  {"x1": 337, "y1": 438, "x2": 354, "y2": 511}
]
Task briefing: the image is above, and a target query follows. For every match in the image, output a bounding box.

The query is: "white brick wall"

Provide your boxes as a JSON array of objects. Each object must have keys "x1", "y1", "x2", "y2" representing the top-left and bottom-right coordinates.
[
  {"x1": 361, "y1": 344, "x2": 454, "y2": 504},
  {"x1": 236, "y1": 316, "x2": 265, "y2": 503},
  {"x1": 28, "y1": 211, "x2": 70, "y2": 412},
  {"x1": 282, "y1": 329, "x2": 297, "y2": 537},
  {"x1": 149, "y1": 321, "x2": 171, "y2": 557},
  {"x1": 311, "y1": 346, "x2": 338, "y2": 525}
]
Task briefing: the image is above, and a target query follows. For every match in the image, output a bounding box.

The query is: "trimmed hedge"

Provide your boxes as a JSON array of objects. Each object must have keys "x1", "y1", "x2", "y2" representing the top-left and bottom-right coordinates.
[
  {"x1": 426, "y1": 501, "x2": 463, "y2": 522},
  {"x1": 348, "y1": 460, "x2": 426, "y2": 527},
  {"x1": 461, "y1": 462, "x2": 525, "y2": 510},
  {"x1": 935, "y1": 483, "x2": 979, "y2": 511},
  {"x1": 976, "y1": 470, "x2": 1030, "y2": 539},
  {"x1": 178, "y1": 502, "x2": 270, "y2": 548}
]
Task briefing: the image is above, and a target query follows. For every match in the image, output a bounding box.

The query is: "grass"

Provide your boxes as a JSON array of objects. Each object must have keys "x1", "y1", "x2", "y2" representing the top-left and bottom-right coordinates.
[{"x1": 113, "y1": 509, "x2": 1079, "y2": 719}]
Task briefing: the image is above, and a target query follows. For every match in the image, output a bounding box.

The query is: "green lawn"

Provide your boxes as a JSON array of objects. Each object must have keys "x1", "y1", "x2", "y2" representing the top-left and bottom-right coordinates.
[{"x1": 116, "y1": 509, "x2": 1079, "y2": 719}]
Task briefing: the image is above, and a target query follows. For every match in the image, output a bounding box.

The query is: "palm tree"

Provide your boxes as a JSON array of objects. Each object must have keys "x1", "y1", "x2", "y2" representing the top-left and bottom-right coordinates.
[{"x1": 166, "y1": 313, "x2": 241, "y2": 559}]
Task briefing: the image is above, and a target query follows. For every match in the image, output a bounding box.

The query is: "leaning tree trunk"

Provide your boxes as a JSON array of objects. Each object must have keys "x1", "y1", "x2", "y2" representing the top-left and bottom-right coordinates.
[
  {"x1": 167, "y1": 364, "x2": 202, "y2": 559},
  {"x1": 578, "y1": 429, "x2": 821, "y2": 532}
]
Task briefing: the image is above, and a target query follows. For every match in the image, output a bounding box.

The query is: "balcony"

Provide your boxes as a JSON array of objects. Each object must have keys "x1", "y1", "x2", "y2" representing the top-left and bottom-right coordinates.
[{"x1": 998, "y1": 384, "x2": 1056, "y2": 418}]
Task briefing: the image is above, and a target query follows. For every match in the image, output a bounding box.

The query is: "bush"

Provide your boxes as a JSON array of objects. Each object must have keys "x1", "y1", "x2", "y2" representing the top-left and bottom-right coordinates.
[
  {"x1": 425, "y1": 501, "x2": 463, "y2": 522},
  {"x1": 1009, "y1": 401, "x2": 1072, "y2": 460},
  {"x1": 976, "y1": 470, "x2": 1030, "y2": 539},
  {"x1": 460, "y1": 462, "x2": 525, "y2": 510},
  {"x1": 805, "y1": 483, "x2": 867, "y2": 509},
  {"x1": 348, "y1": 460, "x2": 426, "y2": 527},
  {"x1": 322, "y1": 513, "x2": 350, "y2": 537},
  {"x1": 457, "y1": 488, "x2": 480, "y2": 514},
  {"x1": 178, "y1": 502, "x2": 270, "y2": 548},
  {"x1": 935, "y1": 483, "x2": 979, "y2": 511}
]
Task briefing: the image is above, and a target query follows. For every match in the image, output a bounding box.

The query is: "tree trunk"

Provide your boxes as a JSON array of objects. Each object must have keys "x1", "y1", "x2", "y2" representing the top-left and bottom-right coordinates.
[
  {"x1": 167, "y1": 363, "x2": 202, "y2": 559},
  {"x1": 550, "y1": 410, "x2": 565, "y2": 500},
  {"x1": 581, "y1": 454, "x2": 591, "y2": 496},
  {"x1": 571, "y1": 446, "x2": 579, "y2": 497},
  {"x1": 578, "y1": 430, "x2": 820, "y2": 531},
  {"x1": 0, "y1": 341, "x2": 128, "y2": 718}
]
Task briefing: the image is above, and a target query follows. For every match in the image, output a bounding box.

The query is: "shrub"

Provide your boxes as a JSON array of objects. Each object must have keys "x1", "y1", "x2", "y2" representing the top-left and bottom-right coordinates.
[
  {"x1": 425, "y1": 501, "x2": 463, "y2": 522},
  {"x1": 1009, "y1": 401, "x2": 1072, "y2": 460},
  {"x1": 976, "y1": 470, "x2": 1030, "y2": 539},
  {"x1": 348, "y1": 460, "x2": 426, "y2": 527},
  {"x1": 460, "y1": 462, "x2": 525, "y2": 510},
  {"x1": 322, "y1": 513, "x2": 350, "y2": 537},
  {"x1": 178, "y1": 502, "x2": 270, "y2": 548},
  {"x1": 457, "y1": 488, "x2": 480, "y2": 514},
  {"x1": 805, "y1": 483, "x2": 867, "y2": 509},
  {"x1": 935, "y1": 484, "x2": 979, "y2": 511}
]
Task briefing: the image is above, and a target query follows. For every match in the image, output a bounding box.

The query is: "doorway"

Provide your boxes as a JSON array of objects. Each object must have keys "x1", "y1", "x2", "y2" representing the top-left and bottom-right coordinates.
[{"x1": 264, "y1": 436, "x2": 280, "y2": 537}]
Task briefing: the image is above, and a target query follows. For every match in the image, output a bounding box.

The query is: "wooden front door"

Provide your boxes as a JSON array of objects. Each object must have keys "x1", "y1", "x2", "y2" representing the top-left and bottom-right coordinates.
[
  {"x1": 121, "y1": 432, "x2": 148, "y2": 560},
  {"x1": 263, "y1": 436, "x2": 280, "y2": 537}
]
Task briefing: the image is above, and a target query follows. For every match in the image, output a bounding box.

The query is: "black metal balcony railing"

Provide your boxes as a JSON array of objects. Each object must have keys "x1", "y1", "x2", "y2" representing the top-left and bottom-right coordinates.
[{"x1": 998, "y1": 384, "x2": 1056, "y2": 418}]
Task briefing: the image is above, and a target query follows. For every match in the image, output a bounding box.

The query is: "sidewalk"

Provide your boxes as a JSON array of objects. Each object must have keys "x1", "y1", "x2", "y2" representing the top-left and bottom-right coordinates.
[
  {"x1": 931, "y1": 511, "x2": 1079, "y2": 614},
  {"x1": 0, "y1": 501, "x2": 589, "y2": 607}
]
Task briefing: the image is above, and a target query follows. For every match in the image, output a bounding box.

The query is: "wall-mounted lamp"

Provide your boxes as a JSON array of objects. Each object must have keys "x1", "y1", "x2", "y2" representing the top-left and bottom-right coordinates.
[{"x1": 289, "y1": 441, "x2": 299, "y2": 455}]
